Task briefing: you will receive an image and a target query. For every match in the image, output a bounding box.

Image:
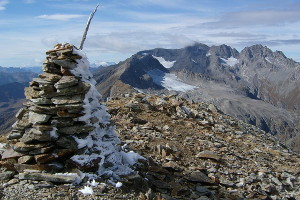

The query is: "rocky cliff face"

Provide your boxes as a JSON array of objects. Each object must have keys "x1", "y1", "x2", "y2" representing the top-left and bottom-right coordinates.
[{"x1": 94, "y1": 43, "x2": 300, "y2": 152}]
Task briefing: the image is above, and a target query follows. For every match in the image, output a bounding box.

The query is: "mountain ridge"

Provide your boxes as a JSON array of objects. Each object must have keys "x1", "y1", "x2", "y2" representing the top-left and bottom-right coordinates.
[{"x1": 93, "y1": 43, "x2": 300, "y2": 152}]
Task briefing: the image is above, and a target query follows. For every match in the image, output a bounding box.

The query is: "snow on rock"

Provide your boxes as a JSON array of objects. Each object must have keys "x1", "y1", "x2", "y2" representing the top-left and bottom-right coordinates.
[
  {"x1": 152, "y1": 55, "x2": 176, "y2": 68},
  {"x1": 147, "y1": 69, "x2": 197, "y2": 92},
  {"x1": 88, "y1": 179, "x2": 99, "y2": 187},
  {"x1": 115, "y1": 182, "x2": 123, "y2": 188},
  {"x1": 221, "y1": 56, "x2": 239, "y2": 67},
  {"x1": 191, "y1": 59, "x2": 197, "y2": 63},
  {"x1": 79, "y1": 186, "x2": 93, "y2": 195},
  {"x1": 70, "y1": 48, "x2": 145, "y2": 181},
  {"x1": 206, "y1": 52, "x2": 211, "y2": 57},
  {"x1": 265, "y1": 57, "x2": 273, "y2": 64}
]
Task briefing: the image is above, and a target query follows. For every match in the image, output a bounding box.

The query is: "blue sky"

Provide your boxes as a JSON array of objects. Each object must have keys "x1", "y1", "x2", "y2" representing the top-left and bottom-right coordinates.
[{"x1": 0, "y1": 0, "x2": 300, "y2": 67}]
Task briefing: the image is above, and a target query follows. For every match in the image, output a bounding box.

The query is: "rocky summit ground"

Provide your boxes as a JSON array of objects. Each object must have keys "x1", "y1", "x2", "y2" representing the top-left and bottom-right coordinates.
[{"x1": 0, "y1": 93, "x2": 299, "y2": 200}]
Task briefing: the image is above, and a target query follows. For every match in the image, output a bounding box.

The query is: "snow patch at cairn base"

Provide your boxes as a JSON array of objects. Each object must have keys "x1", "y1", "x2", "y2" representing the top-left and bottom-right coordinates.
[{"x1": 4, "y1": 43, "x2": 144, "y2": 183}]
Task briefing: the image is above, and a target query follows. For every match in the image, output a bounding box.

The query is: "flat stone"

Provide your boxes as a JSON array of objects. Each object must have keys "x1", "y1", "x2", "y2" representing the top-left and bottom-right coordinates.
[
  {"x1": 162, "y1": 161, "x2": 183, "y2": 172},
  {"x1": 54, "y1": 76, "x2": 79, "y2": 89},
  {"x1": 14, "y1": 164, "x2": 57, "y2": 173},
  {"x1": 16, "y1": 108, "x2": 26, "y2": 120},
  {"x1": 52, "y1": 118, "x2": 74, "y2": 127},
  {"x1": 38, "y1": 73, "x2": 62, "y2": 83},
  {"x1": 196, "y1": 151, "x2": 220, "y2": 161},
  {"x1": 185, "y1": 171, "x2": 215, "y2": 185},
  {"x1": 0, "y1": 171, "x2": 15, "y2": 180},
  {"x1": 51, "y1": 95, "x2": 84, "y2": 105},
  {"x1": 28, "y1": 104, "x2": 57, "y2": 115},
  {"x1": 57, "y1": 125, "x2": 94, "y2": 135},
  {"x1": 195, "y1": 185, "x2": 212, "y2": 195},
  {"x1": 56, "y1": 82, "x2": 90, "y2": 96},
  {"x1": 28, "y1": 146, "x2": 55, "y2": 155},
  {"x1": 7, "y1": 130, "x2": 24, "y2": 140},
  {"x1": 32, "y1": 77, "x2": 53, "y2": 84},
  {"x1": 30, "y1": 98, "x2": 52, "y2": 105},
  {"x1": 35, "y1": 149, "x2": 74, "y2": 164},
  {"x1": 53, "y1": 58, "x2": 77, "y2": 69},
  {"x1": 28, "y1": 112, "x2": 51, "y2": 125},
  {"x1": 56, "y1": 103, "x2": 84, "y2": 113},
  {"x1": 25, "y1": 87, "x2": 40, "y2": 99},
  {"x1": 32, "y1": 125, "x2": 53, "y2": 132},
  {"x1": 61, "y1": 68, "x2": 73, "y2": 76},
  {"x1": 12, "y1": 117, "x2": 32, "y2": 130},
  {"x1": 34, "y1": 154, "x2": 57, "y2": 164},
  {"x1": 151, "y1": 180, "x2": 170, "y2": 189},
  {"x1": 18, "y1": 155, "x2": 34, "y2": 164},
  {"x1": 39, "y1": 85, "x2": 57, "y2": 98},
  {"x1": 1, "y1": 148, "x2": 23, "y2": 160},
  {"x1": 56, "y1": 136, "x2": 78, "y2": 150},
  {"x1": 42, "y1": 62, "x2": 61, "y2": 74},
  {"x1": 56, "y1": 110, "x2": 82, "y2": 118},
  {"x1": 207, "y1": 104, "x2": 217, "y2": 113},
  {"x1": 20, "y1": 128, "x2": 52, "y2": 144},
  {"x1": 13, "y1": 142, "x2": 50, "y2": 153},
  {"x1": 19, "y1": 172, "x2": 79, "y2": 183}
]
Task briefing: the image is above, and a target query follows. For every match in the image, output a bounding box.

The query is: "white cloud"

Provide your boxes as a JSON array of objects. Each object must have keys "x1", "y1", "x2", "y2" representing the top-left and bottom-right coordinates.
[
  {"x1": 37, "y1": 14, "x2": 85, "y2": 21},
  {"x1": 202, "y1": 10, "x2": 300, "y2": 28},
  {"x1": 0, "y1": 0, "x2": 9, "y2": 11}
]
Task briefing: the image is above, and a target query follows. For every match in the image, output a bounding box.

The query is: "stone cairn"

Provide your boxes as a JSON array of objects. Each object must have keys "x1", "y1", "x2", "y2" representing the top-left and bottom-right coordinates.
[{"x1": 3, "y1": 43, "x2": 141, "y2": 183}]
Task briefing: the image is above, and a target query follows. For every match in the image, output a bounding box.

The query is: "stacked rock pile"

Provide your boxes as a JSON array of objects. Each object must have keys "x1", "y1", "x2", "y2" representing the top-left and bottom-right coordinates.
[{"x1": 1, "y1": 43, "x2": 141, "y2": 182}]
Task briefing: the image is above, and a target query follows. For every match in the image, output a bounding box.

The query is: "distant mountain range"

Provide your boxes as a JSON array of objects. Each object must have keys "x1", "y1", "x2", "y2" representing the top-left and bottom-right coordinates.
[{"x1": 94, "y1": 43, "x2": 300, "y2": 152}]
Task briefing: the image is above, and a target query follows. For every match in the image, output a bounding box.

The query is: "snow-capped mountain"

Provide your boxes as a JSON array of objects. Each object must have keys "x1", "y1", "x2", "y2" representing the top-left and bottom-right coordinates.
[{"x1": 93, "y1": 43, "x2": 300, "y2": 152}]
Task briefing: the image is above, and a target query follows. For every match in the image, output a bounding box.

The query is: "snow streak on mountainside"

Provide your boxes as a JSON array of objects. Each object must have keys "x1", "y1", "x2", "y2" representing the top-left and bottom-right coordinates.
[
  {"x1": 152, "y1": 56, "x2": 176, "y2": 68},
  {"x1": 147, "y1": 69, "x2": 197, "y2": 92}
]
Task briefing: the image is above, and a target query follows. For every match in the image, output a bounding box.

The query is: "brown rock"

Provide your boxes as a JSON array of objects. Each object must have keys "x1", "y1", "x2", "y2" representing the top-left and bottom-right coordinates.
[
  {"x1": 196, "y1": 151, "x2": 220, "y2": 161},
  {"x1": 24, "y1": 87, "x2": 40, "y2": 99},
  {"x1": 30, "y1": 97, "x2": 52, "y2": 105},
  {"x1": 34, "y1": 149, "x2": 74, "y2": 164},
  {"x1": 20, "y1": 128, "x2": 52, "y2": 144},
  {"x1": 28, "y1": 112, "x2": 51, "y2": 125},
  {"x1": 56, "y1": 136, "x2": 78, "y2": 150},
  {"x1": 163, "y1": 161, "x2": 183, "y2": 172},
  {"x1": 51, "y1": 95, "x2": 84, "y2": 105},
  {"x1": 18, "y1": 155, "x2": 34, "y2": 164},
  {"x1": 2, "y1": 148, "x2": 23, "y2": 160},
  {"x1": 53, "y1": 58, "x2": 77, "y2": 69},
  {"x1": 54, "y1": 76, "x2": 79, "y2": 89},
  {"x1": 34, "y1": 154, "x2": 57, "y2": 164},
  {"x1": 57, "y1": 125, "x2": 94, "y2": 135},
  {"x1": 185, "y1": 171, "x2": 215, "y2": 185},
  {"x1": 28, "y1": 146, "x2": 54, "y2": 155},
  {"x1": 57, "y1": 110, "x2": 82, "y2": 118},
  {"x1": 13, "y1": 142, "x2": 50, "y2": 153},
  {"x1": 61, "y1": 67, "x2": 73, "y2": 76},
  {"x1": 14, "y1": 164, "x2": 56, "y2": 173},
  {"x1": 56, "y1": 103, "x2": 84, "y2": 113},
  {"x1": 56, "y1": 82, "x2": 90, "y2": 96},
  {"x1": 38, "y1": 73, "x2": 62, "y2": 83},
  {"x1": 15, "y1": 108, "x2": 27, "y2": 120},
  {"x1": 42, "y1": 62, "x2": 61, "y2": 74}
]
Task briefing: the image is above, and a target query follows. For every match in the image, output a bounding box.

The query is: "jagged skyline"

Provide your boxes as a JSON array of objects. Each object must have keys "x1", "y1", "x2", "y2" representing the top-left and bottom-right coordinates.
[{"x1": 0, "y1": 0, "x2": 300, "y2": 67}]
